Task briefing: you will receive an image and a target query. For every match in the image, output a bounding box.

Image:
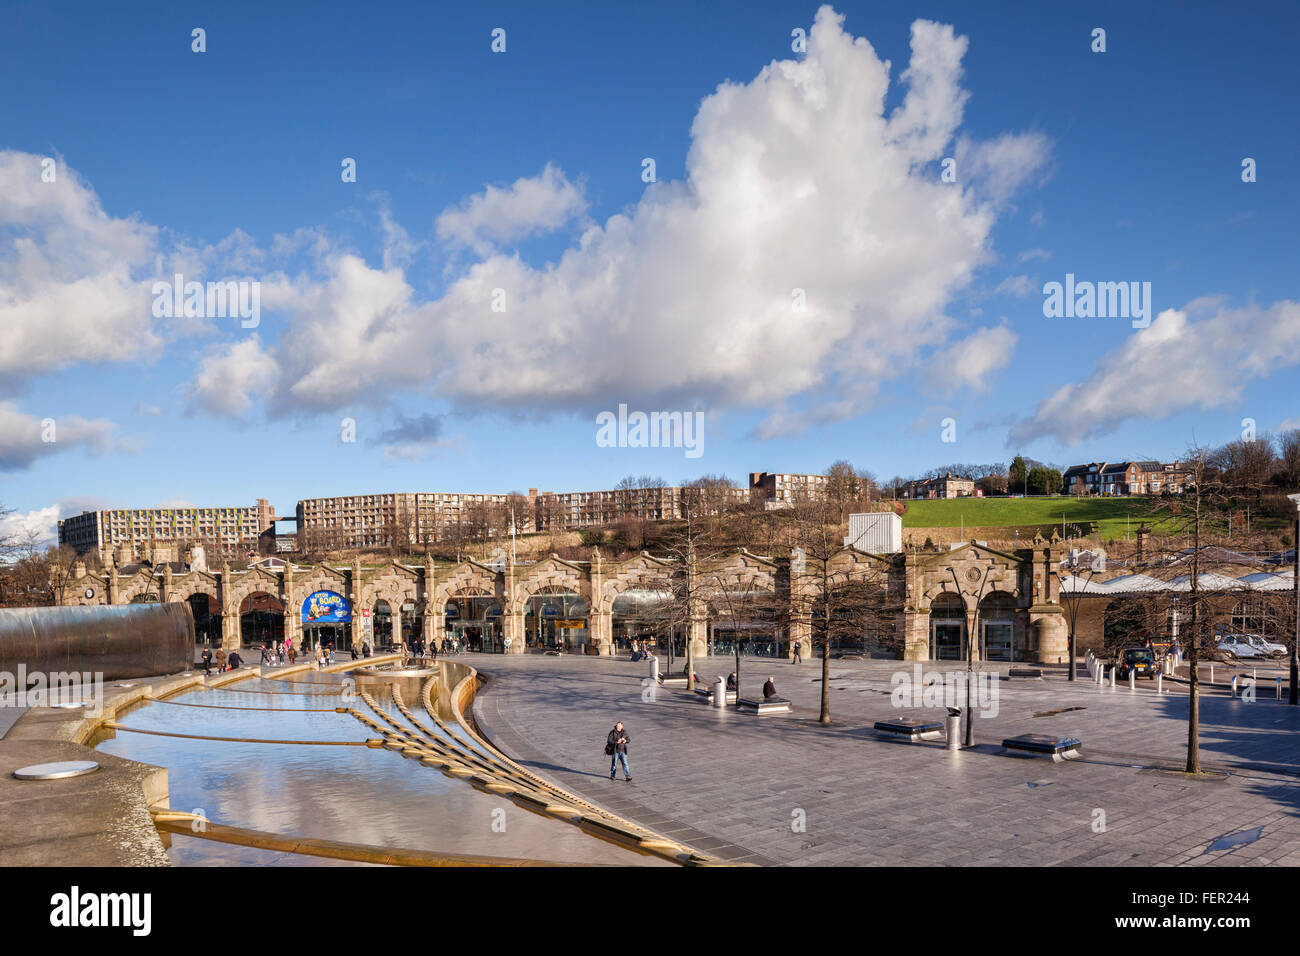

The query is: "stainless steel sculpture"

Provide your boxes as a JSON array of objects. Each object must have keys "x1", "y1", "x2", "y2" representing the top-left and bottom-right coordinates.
[{"x1": 0, "y1": 603, "x2": 194, "y2": 680}]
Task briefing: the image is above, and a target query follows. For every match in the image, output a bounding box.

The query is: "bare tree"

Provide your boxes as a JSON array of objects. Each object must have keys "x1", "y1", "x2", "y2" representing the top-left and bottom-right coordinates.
[
  {"x1": 1140, "y1": 444, "x2": 1277, "y2": 773},
  {"x1": 782, "y1": 495, "x2": 892, "y2": 723}
]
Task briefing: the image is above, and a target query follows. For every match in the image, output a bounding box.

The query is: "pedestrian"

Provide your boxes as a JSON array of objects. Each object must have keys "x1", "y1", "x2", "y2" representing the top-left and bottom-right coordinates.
[
  {"x1": 201, "y1": 647, "x2": 212, "y2": 675},
  {"x1": 350, "y1": 643, "x2": 358, "y2": 661},
  {"x1": 763, "y1": 676, "x2": 778, "y2": 700},
  {"x1": 227, "y1": 650, "x2": 243, "y2": 670},
  {"x1": 792, "y1": 639, "x2": 802, "y2": 664},
  {"x1": 605, "y1": 721, "x2": 631, "y2": 781},
  {"x1": 288, "y1": 644, "x2": 296, "y2": 665},
  {"x1": 260, "y1": 643, "x2": 272, "y2": 665},
  {"x1": 216, "y1": 647, "x2": 227, "y2": 672}
]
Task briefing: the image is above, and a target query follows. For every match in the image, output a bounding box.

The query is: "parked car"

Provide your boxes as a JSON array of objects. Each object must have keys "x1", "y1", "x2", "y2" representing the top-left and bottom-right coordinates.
[
  {"x1": 1116, "y1": 645, "x2": 1158, "y2": 680},
  {"x1": 1215, "y1": 635, "x2": 1266, "y2": 661},
  {"x1": 1240, "y1": 634, "x2": 1287, "y2": 658}
]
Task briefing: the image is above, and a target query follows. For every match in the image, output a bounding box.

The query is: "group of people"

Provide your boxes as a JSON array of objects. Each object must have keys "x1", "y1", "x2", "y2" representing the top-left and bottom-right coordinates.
[
  {"x1": 199, "y1": 646, "x2": 244, "y2": 674},
  {"x1": 721, "y1": 671, "x2": 779, "y2": 698}
]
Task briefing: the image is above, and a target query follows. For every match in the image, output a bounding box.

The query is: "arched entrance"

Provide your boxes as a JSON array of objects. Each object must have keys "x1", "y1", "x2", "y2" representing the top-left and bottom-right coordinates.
[
  {"x1": 445, "y1": 595, "x2": 502, "y2": 652},
  {"x1": 188, "y1": 593, "x2": 222, "y2": 646},
  {"x1": 708, "y1": 588, "x2": 779, "y2": 658},
  {"x1": 525, "y1": 587, "x2": 588, "y2": 651},
  {"x1": 929, "y1": 592, "x2": 966, "y2": 660},
  {"x1": 240, "y1": 591, "x2": 285, "y2": 646},
  {"x1": 612, "y1": 590, "x2": 670, "y2": 654},
  {"x1": 979, "y1": 591, "x2": 1019, "y2": 662},
  {"x1": 373, "y1": 599, "x2": 393, "y2": 647}
]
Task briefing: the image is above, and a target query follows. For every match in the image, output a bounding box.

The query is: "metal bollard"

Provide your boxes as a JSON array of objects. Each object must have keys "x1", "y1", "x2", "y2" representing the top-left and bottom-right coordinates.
[
  {"x1": 1156, "y1": 672, "x2": 1163, "y2": 694},
  {"x1": 1129, "y1": 670, "x2": 1135, "y2": 691},
  {"x1": 1210, "y1": 663, "x2": 1215, "y2": 684},
  {"x1": 1278, "y1": 677, "x2": 1284, "y2": 700},
  {"x1": 1231, "y1": 675, "x2": 1238, "y2": 698},
  {"x1": 712, "y1": 676, "x2": 726, "y2": 709},
  {"x1": 1110, "y1": 667, "x2": 1116, "y2": 687},
  {"x1": 649, "y1": 656, "x2": 659, "y2": 683},
  {"x1": 946, "y1": 713, "x2": 960, "y2": 751}
]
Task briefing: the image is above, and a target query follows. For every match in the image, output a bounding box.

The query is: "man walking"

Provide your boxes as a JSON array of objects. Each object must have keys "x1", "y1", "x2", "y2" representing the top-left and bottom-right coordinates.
[
  {"x1": 606, "y1": 721, "x2": 631, "y2": 781},
  {"x1": 792, "y1": 639, "x2": 802, "y2": 664}
]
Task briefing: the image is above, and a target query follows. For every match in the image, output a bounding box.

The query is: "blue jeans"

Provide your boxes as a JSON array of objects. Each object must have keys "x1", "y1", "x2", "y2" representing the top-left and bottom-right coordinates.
[{"x1": 610, "y1": 752, "x2": 630, "y2": 778}]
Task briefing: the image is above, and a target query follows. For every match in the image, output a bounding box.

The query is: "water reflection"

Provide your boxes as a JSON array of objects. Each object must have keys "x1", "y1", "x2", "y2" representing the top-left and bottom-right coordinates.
[{"x1": 97, "y1": 669, "x2": 662, "y2": 866}]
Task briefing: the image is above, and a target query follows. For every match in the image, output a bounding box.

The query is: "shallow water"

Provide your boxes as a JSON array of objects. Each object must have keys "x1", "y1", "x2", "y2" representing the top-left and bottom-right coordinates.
[{"x1": 96, "y1": 668, "x2": 661, "y2": 866}]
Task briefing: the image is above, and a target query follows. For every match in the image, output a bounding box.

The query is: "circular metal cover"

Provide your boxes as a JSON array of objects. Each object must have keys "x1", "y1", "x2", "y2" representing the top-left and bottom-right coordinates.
[
  {"x1": 50, "y1": 701, "x2": 89, "y2": 709},
  {"x1": 13, "y1": 760, "x2": 100, "y2": 780}
]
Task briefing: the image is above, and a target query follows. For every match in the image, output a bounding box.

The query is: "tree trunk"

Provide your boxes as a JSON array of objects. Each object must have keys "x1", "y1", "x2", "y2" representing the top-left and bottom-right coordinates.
[
  {"x1": 1185, "y1": 500, "x2": 1202, "y2": 774},
  {"x1": 819, "y1": 621, "x2": 831, "y2": 723}
]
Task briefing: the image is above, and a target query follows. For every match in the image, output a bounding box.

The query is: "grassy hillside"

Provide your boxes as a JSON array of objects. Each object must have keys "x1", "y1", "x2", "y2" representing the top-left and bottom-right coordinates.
[{"x1": 899, "y1": 496, "x2": 1165, "y2": 540}]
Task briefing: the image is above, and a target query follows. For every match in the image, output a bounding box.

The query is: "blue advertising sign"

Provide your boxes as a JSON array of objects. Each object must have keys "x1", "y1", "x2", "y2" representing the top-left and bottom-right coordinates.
[{"x1": 302, "y1": 590, "x2": 351, "y2": 624}]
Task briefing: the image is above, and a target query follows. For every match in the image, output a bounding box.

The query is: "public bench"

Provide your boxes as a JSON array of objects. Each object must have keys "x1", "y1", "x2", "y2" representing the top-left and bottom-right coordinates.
[
  {"x1": 693, "y1": 685, "x2": 739, "y2": 704},
  {"x1": 873, "y1": 717, "x2": 944, "y2": 742},
  {"x1": 1007, "y1": 666, "x2": 1044, "y2": 679},
  {"x1": 736, "y1": 696, "x2": 793, "y2": 715},
  {"x1": 1001, "y1": 733, "x2": 1082, "y2": 761}
]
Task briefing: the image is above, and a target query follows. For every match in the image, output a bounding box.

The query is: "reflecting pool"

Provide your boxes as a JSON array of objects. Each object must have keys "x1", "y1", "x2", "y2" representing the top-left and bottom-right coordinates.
[{"x1": 96, "y1": 668, "x2": 663, "y2": 866}]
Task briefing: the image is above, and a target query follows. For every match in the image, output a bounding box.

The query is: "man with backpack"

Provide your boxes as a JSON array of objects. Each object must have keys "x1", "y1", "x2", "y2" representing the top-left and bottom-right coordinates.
[{"x1": 605, "y1": 721, "x2": 631, "y2": 781}]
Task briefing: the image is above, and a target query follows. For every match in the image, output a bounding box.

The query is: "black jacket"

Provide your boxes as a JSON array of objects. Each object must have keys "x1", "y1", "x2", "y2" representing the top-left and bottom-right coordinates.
[{"x1": 607, "y1": 727, "x2": 630, "y2": 754}]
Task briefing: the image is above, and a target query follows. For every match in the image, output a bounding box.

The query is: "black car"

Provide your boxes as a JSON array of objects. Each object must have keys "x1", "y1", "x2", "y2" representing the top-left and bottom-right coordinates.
[{"x1": 1116, "y1": 646, "x2": 1157, "y2": 680}]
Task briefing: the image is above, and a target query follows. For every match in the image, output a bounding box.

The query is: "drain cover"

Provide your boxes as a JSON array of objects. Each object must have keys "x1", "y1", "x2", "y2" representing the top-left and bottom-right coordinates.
[{"x1": 13, "y1": 760, "x2": 100, "y2": 780}]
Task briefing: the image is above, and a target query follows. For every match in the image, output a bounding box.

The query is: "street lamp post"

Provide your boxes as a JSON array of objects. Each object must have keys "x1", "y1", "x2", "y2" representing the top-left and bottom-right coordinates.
[
  {"x1": 1052, "y1": 567, "x2": 1096, "y2": 681},
  {"x1": 1288, "y1": 494, "x2": 1300, "y2": 705},
  {"x1": 948, "y1": 563, "x2": 992, "y2": 748}
]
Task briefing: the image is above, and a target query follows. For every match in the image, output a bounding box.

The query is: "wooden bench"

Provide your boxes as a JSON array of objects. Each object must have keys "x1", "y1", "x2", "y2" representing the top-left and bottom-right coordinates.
[
  {"x1": 736, "y1": 696, "x2": 792, "y2": 715},
  {"x1": 1002, "y1": 733, "x2": 1082, "y2": 761}
]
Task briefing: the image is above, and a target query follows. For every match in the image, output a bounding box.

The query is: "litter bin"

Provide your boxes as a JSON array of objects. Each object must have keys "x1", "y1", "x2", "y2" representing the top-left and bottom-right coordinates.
[{"x1": 946, "y1": 709, "x2": 961, "y2": 751}]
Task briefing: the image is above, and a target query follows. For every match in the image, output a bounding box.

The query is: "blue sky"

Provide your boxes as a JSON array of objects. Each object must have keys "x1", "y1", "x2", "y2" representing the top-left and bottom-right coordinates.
[{"x1": 1, "y1": 0, "x2": 1297, "y2": 540}]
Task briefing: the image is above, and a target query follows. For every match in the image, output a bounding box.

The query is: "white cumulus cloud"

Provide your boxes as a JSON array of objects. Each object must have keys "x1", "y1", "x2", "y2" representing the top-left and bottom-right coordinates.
[
  {"x1": 1011, "y1": 298, "x2": 1300, "y2": 445},
  {"x1": 180, "y1": 7, "x2": 1053, "y2": 437}
]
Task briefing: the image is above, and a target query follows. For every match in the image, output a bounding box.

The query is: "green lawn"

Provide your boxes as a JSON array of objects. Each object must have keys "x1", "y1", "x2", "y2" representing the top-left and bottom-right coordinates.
[{"x1": 899, "y1": 496, "x2": 1168, "y2": 540}]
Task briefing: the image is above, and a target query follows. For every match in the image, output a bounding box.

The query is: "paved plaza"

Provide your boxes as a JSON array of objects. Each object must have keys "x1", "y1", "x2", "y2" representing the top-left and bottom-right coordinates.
[{"x1": 472, "y1": 654, "x2": 1300, "y2": 866}]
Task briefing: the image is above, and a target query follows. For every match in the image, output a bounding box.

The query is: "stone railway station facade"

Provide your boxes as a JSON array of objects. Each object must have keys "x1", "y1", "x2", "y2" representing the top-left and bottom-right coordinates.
[{"x1": 56, "y1": 542, "x2": 1075, "y2": 663}]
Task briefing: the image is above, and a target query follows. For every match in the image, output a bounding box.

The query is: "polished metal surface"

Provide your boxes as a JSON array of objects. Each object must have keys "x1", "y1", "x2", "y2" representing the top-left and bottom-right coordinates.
[
  {"x1": 0, "y1": 603, "x2": 194, "y2": 680},
  {"x1": 13, "y1": 760, "x2": 100, "y2": 780}
]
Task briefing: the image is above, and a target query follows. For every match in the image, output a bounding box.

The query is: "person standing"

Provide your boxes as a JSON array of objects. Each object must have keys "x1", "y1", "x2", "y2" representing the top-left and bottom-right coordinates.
[
  {"x1": 215, "y1": 647, "x2": 227, "y2": 672},
  {"x1": 200, "y1": 647, "x2": 213, "y2": 675},
  {"x1": 792, "y1": 639, "x2": 802, "y2": 664},
  {"x1": 606, "y1": 721, "x2": 631, "y2": 781},
  {"x1": 763, "y1": 676, "x2": 778, "y2": 699}
]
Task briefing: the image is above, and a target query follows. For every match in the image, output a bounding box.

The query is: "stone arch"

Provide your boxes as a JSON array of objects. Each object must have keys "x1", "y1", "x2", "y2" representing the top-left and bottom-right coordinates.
[
  {"x1": 598, "y1": 553, "x2": 676, "y2": 614},
  {"x1": 434, "y1": 560, "x2": 501, "y2": 614},
  {"x1": 512, "y1": 556, "x2": 590, "y2": 614}
]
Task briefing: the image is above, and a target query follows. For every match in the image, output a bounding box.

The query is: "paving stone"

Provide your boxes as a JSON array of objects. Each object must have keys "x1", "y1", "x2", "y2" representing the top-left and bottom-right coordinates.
[{"x1": 471, "y1": 654, "x2": 1300, "y2": 866}]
